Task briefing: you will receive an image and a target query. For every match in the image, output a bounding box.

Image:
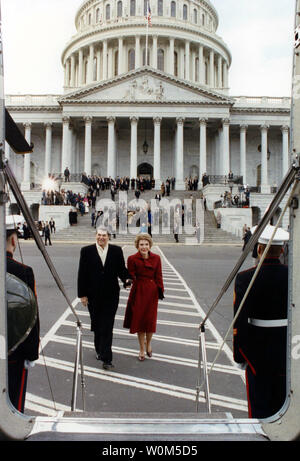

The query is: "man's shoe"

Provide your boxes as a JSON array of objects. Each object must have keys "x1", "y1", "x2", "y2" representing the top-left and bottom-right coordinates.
[
  {"x1": 96, "y1": 353, "x2": 102, "y2": 360},
  {"x1": 102, "y1": 362, "x2": 114, "y2": 371}
]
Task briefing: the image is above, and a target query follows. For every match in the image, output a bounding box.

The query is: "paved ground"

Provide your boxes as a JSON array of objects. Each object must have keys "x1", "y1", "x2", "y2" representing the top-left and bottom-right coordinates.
[{"x1": 12, "y1": 240, "x2": 252, "y2": 422}]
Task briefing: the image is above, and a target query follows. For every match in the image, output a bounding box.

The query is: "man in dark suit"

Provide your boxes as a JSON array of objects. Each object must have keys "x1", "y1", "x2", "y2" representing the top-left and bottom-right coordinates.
[
  {"x1": 233, "y1": 225, "x2": 289, "y2": 419},
  {"x1": 77, "y1": 227, "x2": 131, "y2": 370},
  {"x1": 6, "y1": 216, "x2": 40, "y2": 413}
]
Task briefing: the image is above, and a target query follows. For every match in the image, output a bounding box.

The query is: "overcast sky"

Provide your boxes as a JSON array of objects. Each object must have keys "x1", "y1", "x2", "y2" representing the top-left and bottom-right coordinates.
[{"x1": 1, "y1": 0, "x2": 296, "y2": 96}]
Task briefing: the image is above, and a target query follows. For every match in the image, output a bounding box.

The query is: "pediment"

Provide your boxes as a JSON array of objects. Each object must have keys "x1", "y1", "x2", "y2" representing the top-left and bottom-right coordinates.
[{"x1": 60, "y1": 68, "x2": 233, "y2": 105}]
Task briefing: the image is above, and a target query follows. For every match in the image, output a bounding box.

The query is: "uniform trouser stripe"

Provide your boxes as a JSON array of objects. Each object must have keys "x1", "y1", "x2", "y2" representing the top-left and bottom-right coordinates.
[{"x1": 17, "y1": 367, "x2": 28, "y2": 412}]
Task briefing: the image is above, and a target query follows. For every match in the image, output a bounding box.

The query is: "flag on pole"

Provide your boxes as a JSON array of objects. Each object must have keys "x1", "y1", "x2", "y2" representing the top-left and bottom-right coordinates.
[{"x1": 146, "y1": 2, "x2": 152, "y2": 26}]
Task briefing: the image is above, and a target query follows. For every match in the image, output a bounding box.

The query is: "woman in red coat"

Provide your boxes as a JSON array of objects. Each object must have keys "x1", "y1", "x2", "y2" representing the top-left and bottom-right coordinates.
[{"x1": 123, "y1": 233, "x2": 164, "y2": 361}]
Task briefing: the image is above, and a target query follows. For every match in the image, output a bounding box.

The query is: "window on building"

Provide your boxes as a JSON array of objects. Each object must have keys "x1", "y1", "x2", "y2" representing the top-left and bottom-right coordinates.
[
  {"x1": 157, "y1": 49, "x2": 164, "y2": 71},
  {"x1": 202, "y1": 13, "x2": 205, "y2": 26},
  {"x1": 171, "y1": 1, "x2": 176, "y2": 17},
  {"x1": 106, "y1": 4, "x2": 110, "y2": 20},
  {"x1": 117, "y1": 1, "x2": 122, "y2": 17},
  {"x1": 183, "y1": 4, "x2": 187, "y2": 20},
  {"x1": 130, "y1": 0, "x2": 136, "y2": 16},
  {"x1": 174, "y1": 51, "x2": 178, "y2": 76},
  {"x1": 158, "y1": 0, "x2": 163, "y2": 16},
  {"x1": 128, "y1": 49, "x2": 135, "y2": 70},
  {"x1": 96, "y1": 8, "x2": 100, "y2": 22},
  {"x1": 88, "y1": 13, "x2": 92, "y2": 24},
  {"x1": 144, "y1": 0, "x2": 148, "y2": 16},
  {"x1": 194, "y1": 9, "x2": 197, "y2": 24}
]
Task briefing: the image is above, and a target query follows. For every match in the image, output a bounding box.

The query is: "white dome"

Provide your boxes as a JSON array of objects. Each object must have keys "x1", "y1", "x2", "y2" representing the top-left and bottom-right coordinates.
[{"x1": 62, "y1": 0, "x2": 231, "y2": 92}]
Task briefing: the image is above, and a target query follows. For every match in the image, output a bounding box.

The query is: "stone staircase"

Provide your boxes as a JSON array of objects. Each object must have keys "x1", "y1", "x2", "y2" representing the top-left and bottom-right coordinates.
[{"x1": 51, "y1": 187, "x2": 242, "y2": 245}]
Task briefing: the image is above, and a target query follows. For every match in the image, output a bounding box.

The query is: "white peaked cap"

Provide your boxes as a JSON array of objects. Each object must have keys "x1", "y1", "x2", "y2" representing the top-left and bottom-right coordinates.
[
  {"x1": 251, "y1": 224, "x2": 289, "y2": 246},
  {"x1": 5, "y1": 215, "x2": 17, "y2": 230}
]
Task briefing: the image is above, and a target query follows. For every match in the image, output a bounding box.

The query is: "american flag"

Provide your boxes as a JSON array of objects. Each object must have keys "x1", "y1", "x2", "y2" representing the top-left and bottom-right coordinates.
[{"x1": 146, "y1": 2, "x2": 152, "y2": 26}]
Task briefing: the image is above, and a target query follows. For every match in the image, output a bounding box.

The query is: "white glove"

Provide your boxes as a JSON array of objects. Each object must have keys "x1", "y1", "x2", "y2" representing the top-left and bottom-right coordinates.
[{"x1": 24, "y1": 360, "x2": 35, "y2": 369}]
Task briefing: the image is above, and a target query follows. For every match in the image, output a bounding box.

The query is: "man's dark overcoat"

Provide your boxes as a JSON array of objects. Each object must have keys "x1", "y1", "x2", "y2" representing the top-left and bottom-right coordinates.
[{"x1": 77, "y1": 243, "x2": 130, "y2": 362}]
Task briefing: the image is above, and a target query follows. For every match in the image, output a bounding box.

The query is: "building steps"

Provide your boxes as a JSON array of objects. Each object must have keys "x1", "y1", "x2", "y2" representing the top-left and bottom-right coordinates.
[{"x1": 51, "y1": 187, "x2": 242, "y2": 245}]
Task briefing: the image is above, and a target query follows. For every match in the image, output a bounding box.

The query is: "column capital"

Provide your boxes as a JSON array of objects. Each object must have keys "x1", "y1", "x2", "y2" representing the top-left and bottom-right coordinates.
[
  {"x1": 176, "y1": 117, "x2": 185, "y2": 126},
  {"x1": 84, "y1": 116, "x2": 93, "y2": 124},
  {"x1": 260, "y1": 123, "x2": 270, "y2": 131},
  {"x1": 239, "y1": 124, "x2": 248, "y2": 131},
  {"x1": 107, "y1": 116, "x2": 116, "y2": 124},
  {"x1": 153, "y1": 116, "x2": 162, "y2": 125},
  {"x1": 199, "y1": 117, "x2": 208, "y2": 125},
  {"x1": 23, "y1": 122, "x2": 32, "y2": 129},
  {"x1": 130, "y1": 116, "x2": 139, "y2": 123},
  {"x1": 222, "y1": 118, "x2": 230, "y2": 126},
  {"x1": 281, "y1": 125, "x2": 289, "y2": 132},
  {"x1": 62, "y1": 116, "x2": 70, "y2": 124},
  {"x1": 44, "y1": 122, "x2": 53, "y2": 129}
]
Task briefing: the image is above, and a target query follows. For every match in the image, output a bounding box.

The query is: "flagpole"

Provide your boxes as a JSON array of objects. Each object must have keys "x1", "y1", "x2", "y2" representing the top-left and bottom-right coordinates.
[{"x1": 145, "y1": 0, "x2": 149, "y2": 66}]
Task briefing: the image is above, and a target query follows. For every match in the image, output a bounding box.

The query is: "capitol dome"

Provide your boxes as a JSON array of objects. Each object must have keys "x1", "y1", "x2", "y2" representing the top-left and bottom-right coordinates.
[{"x1": 62, "y1": 0, "x2": 231, "y2": 92}]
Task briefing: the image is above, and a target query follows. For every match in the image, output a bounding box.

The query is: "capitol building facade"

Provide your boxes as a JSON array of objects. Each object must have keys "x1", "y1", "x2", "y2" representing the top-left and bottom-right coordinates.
[{"x1": 5, "y1": 0, "x2": 290, "y2": 197}]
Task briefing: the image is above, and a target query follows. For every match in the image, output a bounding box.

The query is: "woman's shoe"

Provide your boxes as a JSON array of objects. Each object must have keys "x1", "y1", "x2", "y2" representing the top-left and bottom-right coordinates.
[
  {"x1": 146, "y1": 350, "x2": 152, "y2": 358},
  {"x1": 138, "y1": 354, "x2": 145, "y2": 361}
]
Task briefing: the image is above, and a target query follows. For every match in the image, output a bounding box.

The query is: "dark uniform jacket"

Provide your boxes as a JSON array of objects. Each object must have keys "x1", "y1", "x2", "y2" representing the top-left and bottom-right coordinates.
[
  {"x1": 233, "y1": 258, "x2": 288, "y2": 376},
  {"x1": 77, "y1": 244, "x2": 130, "y2": 330},
  {"x1": 6, "y1": 252, "x2": 40, "y2": 362}
]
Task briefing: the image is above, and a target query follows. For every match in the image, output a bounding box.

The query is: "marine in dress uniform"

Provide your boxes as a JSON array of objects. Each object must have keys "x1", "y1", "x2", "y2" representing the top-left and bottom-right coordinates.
[
  {"x1": 6, "y1": 216, "x2": 40, "y2": 413},
  {"x1": 233, "y1": 225, "x2": 289, "y2": 419}
]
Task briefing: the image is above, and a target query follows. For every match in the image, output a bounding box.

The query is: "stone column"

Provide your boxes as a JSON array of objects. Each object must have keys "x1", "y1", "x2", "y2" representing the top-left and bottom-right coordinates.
[
  {"x1": 222, "y1": 118, "x2": 230, "y2": 175},
  {"x1": 209, "y1": 49, "x2": 214, "y2": 87},
  {"x1": 198, "y1": 45, "x2": 205, "y2": 84},
  {"x1": 107, "y1": 116, "x2": 116, "y2": 178},
  {"x1": 130, "y1": 116, "x2": 138, "y2": 178},
  {"x1": 70, "y1": 54, "x2": 76, "y2": 87},
  {"x1": 65, "y1": 59, "x2": 70, "y2": 87},
  {"x1": 96, "y1": 48, "x2": 101, "y2": 81},
  {"x1": 175, "y1": 117, "x2": 185, "y2": 190},
  {"x1": 199, "y1": 118, "x2": 207, "y2": 179},
  {"x1": 185, "y1": 40, "x2": 190, "y2": 80},
  {"x1": 102, "y1": 40, "x2": 108, "y2": 80},
  {"x1": 22, "y1": 123, "x2": 32, "y2": 190},
  {"x1": 152, "y1": 35, "x2": 158, "y2": 69},
  {"x1": 260, "y1": 124, "x2": 270, "y2": 192},
  {"x1": 61, "y1": 116, "x2": 70, "y2": 174},
  {"x1": 223, "y1": 61, "x2": 228, "y2": 89},
  {"x1": 239, "y1": 125, "x2": 247, "y2": 184},
  {"x1": 135, "y1": 36, "x2": 141, "y2": 69},
  {"x1": 169, "y1": 37, "x2": 174, "y2": 75},
  {"x1": 88, "y1": 44, "x2": 94, "y2": 83},
  {"x1": 84, "y1": 116, "x2": 93, "y2": 176},
  {"x1": 153, "y1": 117, "x2": 162, "y2": 187},
  {"x1": 281, "y1": 125, "x2": 289, "y2": 178},
  {"x1": 218, "y1": 55, "x2": 222, "y2": 88},
  {"x1": 179, "y1": 46, "x2": 185, "y2": 79},
  {"x1": 44, "y1": 123, "x2": 52, "y2": 177},
  {"x1": 78, "y1": 48, "x2": 84, "y2": 86},
  {"x1": 118, "y1": 37, "x2": 124, "y2": 75},
  {"x1": 108, "y1": 46, "x2": 113, "y2": 79}
]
